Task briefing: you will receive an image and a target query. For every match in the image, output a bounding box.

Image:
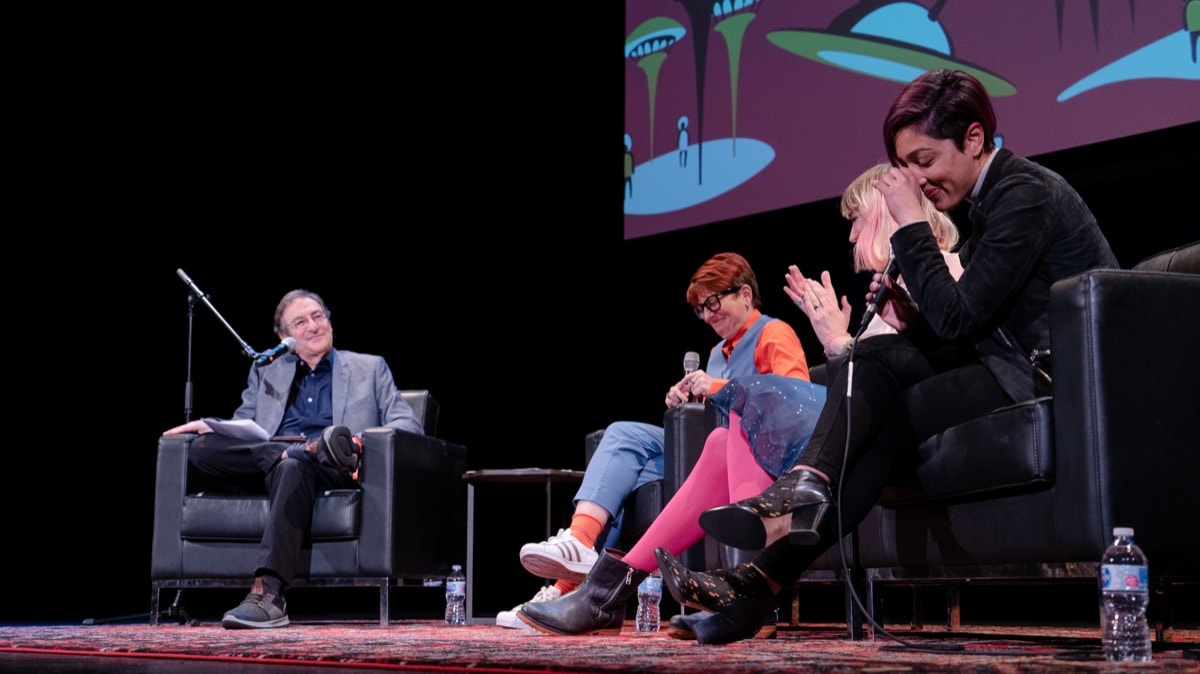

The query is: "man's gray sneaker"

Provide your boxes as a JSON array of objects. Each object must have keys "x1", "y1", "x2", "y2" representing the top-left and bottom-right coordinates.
[{"x1": 221, "y1": 591, "x2": 289, "y2": 629}]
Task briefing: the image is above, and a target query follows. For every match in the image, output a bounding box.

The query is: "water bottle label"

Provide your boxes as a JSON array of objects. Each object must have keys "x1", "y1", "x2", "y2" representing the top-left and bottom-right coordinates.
[
  {"x1": 639, "y1": 575, "x2": 662, "y2": 593},
  {"x1": 1101, "y1": 564, "x2": 1148, "y2": 593},
  {"x1": 445, "y1": 580, "x2": 466, "y2": 594}
]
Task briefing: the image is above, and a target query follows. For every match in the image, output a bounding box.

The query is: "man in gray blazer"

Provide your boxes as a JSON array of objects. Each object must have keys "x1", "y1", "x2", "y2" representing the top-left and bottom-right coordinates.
[{"x1": 164, "y1": 288, "x2": 421, "y2": 629}]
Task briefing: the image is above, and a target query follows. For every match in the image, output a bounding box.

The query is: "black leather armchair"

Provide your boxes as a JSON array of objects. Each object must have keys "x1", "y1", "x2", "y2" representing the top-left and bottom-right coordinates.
[
  {"x1": 150, "y1": 390, "x2": 468, "y2": 625},
  {"x1": 795, "y1": 242, "x2": 1200, "y2": 639}
]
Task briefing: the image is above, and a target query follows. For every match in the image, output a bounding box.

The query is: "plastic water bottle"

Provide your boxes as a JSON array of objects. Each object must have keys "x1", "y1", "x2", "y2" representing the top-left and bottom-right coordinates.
[
  {"x1": 1099, "y1": 527, "x2": 1151, "y2": 662},
  {"x1": 444, "y1": 564, "x2": 467, "y2": 626},
  {"x1": 635, "y1": 573, "x2": 662, "y2": 632}
]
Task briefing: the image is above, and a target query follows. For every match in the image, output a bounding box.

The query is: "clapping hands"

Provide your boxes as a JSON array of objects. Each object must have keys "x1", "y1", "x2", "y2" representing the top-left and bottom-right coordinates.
[{"x1": 785, "y1": 266, "x2": 852, "y2": 354}]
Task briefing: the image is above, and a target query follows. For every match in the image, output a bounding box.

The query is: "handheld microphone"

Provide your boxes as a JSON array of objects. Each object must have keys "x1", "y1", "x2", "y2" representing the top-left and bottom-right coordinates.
[
  {"x1": 255, "y1": 336, "x2": 297, "y2": 366},
  {"x1": 683, "y1": 351, "x2": 701, "y2": 402},
  {"x1": 856, "y1": 252, "x2": 901, "y2": 337}
]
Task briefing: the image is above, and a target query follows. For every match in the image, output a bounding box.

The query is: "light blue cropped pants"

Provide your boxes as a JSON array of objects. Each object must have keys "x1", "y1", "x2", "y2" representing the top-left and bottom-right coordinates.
[{"x1": 574, "y1": 421, "x2": 665, "y2": 548}]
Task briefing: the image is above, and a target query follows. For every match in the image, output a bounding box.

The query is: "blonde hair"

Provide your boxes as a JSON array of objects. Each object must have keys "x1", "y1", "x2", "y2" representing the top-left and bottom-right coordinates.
[{"x1": 839, "y1": 163, "x2": 960, "y2": 273}]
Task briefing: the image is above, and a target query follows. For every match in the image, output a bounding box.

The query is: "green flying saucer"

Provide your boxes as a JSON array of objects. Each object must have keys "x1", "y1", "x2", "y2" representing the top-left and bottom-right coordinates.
[{"x1": 766, "y1": 2, "x2": 1015, "y2": 96}]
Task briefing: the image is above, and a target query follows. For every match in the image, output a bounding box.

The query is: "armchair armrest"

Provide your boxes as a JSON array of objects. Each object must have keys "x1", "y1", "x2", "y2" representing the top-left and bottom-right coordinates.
[
  {"x1": 584, "y1": 429, "x2": 606, "y2": 466},
  {"x1": 150, "y1": 434, "x2": 192, "y2": 578},
  {"x1": 357, "y1": 427, "x2": 469, "y2": 578},
  {"x1": 662, "y1": 402, "x2": 719, "y2": 500},
  {"x1": 1050, "y1": 267, "x2": 1200, "y2": 565}
]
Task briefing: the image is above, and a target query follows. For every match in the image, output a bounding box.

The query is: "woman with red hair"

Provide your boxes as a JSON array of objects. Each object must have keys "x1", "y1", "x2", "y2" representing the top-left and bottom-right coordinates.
[{"x1": 497, "y1": 251, "x2": 813, "y2": 630}]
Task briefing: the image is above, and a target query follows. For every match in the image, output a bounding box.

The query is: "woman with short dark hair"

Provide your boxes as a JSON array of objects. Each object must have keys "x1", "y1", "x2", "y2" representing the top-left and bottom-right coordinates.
[{"x1": 656, "y1": 69, "x2": 1120, "y2": 645}]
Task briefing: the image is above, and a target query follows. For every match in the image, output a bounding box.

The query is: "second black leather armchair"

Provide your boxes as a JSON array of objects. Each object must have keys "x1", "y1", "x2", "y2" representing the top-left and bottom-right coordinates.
[{"x1": 149, "y1": 390, "x2": 468, "y2": 625}]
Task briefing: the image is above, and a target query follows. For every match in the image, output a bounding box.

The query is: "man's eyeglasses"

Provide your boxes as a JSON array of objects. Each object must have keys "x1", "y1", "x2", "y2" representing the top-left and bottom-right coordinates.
[
  {"x1": 287, "y1": 311, "x2": 330, "y2": 333},
  {"x1": 692, "y1": 286, "x2": 741, "y2": 318}
]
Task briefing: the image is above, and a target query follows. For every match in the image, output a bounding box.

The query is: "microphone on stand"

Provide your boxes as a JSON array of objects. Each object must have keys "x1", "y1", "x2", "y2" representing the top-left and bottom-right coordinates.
[
  {"x1": 683, "y1": 351, "x2": 701, "y2": 402},
  {"x1": 176, "y1": 268, "x2": 206, "y2": 298},
  {"x1": 255, "y1": 337, "x2": 297, "y2": 366}
]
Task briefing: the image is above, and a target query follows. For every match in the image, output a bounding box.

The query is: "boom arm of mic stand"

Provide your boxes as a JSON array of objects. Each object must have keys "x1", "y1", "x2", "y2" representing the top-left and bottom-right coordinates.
[{"x1": 176, "y1": 269, "x2": 260, "y2": 360}]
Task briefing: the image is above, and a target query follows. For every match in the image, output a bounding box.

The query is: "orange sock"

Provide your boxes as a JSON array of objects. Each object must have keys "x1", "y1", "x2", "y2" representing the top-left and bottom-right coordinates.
[
  {"x1": 569, "y1": 512, "x2": 605, "y2": 550},
  {"x1": 554, "y1": 579, "x2": 579, "y2": 594}
]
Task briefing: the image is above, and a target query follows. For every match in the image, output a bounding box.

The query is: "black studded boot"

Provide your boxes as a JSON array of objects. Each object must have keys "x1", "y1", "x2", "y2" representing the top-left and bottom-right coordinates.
[
  {"x1": 699, "y1": 469, "x2": 834, "y2": 549},
  {"x1": 517, "y1": 549, "x2": 648, "y2": 636}
]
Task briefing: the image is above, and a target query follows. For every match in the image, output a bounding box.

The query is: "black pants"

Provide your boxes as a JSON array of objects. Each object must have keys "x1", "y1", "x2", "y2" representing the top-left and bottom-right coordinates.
[
  {"x1": 187, "y1": 433, "x2": 356, "y2": 587},
  {"x1": 756, "y1": 333, "x2": 1012, "y2": 586}
]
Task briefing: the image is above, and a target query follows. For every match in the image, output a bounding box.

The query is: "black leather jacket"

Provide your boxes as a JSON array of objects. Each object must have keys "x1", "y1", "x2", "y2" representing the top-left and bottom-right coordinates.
[{"x1": 890, "y1": 148, "x2": 1120, "y2": 402}]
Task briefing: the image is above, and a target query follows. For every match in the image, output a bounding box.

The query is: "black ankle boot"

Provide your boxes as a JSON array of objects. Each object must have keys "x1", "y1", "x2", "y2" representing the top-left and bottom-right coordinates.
[
  {"x1": 667, "y1": 611, "x2": 778, "y2": 641},
  {"x1": 654, "y1": 548, "x2": 778, "y2": 645},
  {"x1": 698, "y1": 469, "x2": 834, "y2": 549},
  {"x1": 688, "y1": 603, "x2": 778, "y2": 645},
  {"x1": 667, "y1": 612, "x2": 706, "y2": 640},
  {"x1": 787, "y1": 471, "x2": 835, "y2": 545},
  {"x1": 517, "y1": 549, "x2": 647, "y2": 636}
]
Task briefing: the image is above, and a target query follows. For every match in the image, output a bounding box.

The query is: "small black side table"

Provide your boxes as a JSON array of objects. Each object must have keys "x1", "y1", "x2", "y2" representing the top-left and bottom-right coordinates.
[{"x1": 461, "y1": 468, "x2": 585, "y2": 624}]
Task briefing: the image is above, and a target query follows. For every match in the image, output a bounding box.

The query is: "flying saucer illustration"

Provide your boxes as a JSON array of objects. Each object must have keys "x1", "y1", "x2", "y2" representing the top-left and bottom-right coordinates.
[
  {"x1": 765, "y1": 0, "x2": 1015, "y2": 96},
  {"x1": 1057, "y1": 30, "x2": 1200, "y2": 101}
]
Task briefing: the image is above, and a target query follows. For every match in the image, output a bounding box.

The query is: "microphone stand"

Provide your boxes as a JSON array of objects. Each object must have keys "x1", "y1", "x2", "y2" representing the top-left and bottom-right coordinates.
[
  {"x1": 184, "y1": 293, "x2": 196, "y2": 423},
  {"x1": 82, "y1": 590, "x2": 195, "y2": 627},
  {"x1": 169, "y1": 269, "x2": 269, "y2": 623},
  {"x1": 84, "y1": 270, "x2": 262, "y2": 627},
  {"x1": 176, "y1": 268, "x2": 261, "y2": 366}
]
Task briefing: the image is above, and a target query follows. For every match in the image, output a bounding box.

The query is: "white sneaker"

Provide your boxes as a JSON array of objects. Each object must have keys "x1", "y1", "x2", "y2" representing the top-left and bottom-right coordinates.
[
  {"x1": 519, "y1": 528, "x2": 598, "y2": 582},
  {"x1": 495, "y1": 584, "x2": 562, "y2": 629}
]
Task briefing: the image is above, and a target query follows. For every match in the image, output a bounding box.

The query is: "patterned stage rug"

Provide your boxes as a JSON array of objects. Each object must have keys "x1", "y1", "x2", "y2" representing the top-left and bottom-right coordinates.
[{"x1": 1, "y1": 621, "x2": 1199, "y2": 673}]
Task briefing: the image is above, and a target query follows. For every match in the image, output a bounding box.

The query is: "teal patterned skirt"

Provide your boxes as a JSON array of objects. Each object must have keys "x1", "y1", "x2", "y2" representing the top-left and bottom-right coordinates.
[{"x1": 709, "y1": 373, "x2": 827, "y2": 478}]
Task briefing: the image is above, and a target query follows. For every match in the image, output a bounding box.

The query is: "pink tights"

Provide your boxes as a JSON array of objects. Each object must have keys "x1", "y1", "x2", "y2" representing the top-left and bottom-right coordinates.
[{"x1": 622, "y1": 411, "x2": 773, "y2": 571}]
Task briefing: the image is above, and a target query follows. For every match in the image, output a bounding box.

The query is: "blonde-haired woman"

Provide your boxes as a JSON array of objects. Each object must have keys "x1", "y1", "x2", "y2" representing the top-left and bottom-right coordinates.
[{"x1": 787, "y1": 162, "x2": 962, "y2": 361}]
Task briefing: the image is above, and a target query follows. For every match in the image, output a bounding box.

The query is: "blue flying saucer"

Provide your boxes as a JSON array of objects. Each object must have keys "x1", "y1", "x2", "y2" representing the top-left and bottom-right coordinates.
[
  {"x1": 766, "y1": 1, "x2": 1015, "y2": 95},
  {"x1": 1058, "y1": 30, "x2": 1200, "y2": 101}
]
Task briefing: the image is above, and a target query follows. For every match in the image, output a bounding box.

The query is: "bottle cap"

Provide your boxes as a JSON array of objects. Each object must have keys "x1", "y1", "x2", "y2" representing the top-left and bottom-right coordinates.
[{"x1": 1113, "y1": 526, "x2": 1134, "y2": 537}]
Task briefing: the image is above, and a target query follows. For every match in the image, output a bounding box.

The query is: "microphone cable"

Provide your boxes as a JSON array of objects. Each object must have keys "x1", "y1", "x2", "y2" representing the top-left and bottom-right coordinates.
[{"x1": 829, "y1": 267, "x2": 965, "y2": 653}]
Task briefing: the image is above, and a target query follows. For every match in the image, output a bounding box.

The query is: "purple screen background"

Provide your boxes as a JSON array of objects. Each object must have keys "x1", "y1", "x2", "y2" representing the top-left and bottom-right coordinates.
[{"x1": 624, "y1": 1, "x2": 1200, "y2": 239}]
